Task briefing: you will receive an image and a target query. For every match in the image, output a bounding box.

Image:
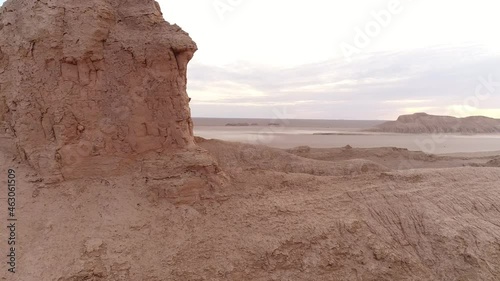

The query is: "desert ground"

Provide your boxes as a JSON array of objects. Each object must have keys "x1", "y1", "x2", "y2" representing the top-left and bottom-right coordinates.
[
  {"x1": 1, "y1": 0, "x2": 500, "y2": 280},
  {"x1": 1, "y1": 129, "x2": 500, "y2": 280}
]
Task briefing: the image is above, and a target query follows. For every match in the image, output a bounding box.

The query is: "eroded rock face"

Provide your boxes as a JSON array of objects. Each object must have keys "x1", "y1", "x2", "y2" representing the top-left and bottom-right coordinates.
[
  {"x1": 0, "y1": 0, "x2": 207, "y2": 181},
  {"x1": 368, "y1": 112, "x2": 500, "y2": 134}
]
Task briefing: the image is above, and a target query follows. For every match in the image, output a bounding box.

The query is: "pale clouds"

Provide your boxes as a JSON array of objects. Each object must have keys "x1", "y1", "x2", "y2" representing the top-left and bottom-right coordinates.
[
  {"x1": 161, "y1": 0, "x2": 500, "y2": 67},
  {"x1": 161, "y1": 0, "x2": 500, "y2": 119},
  {"x1": 187, "y1": 46, "x2": 500, "y2": 119}
]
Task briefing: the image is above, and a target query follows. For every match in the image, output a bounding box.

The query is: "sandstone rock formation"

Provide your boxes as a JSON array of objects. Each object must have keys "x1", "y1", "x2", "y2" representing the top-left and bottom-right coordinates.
[
  {"x1": 368, "y1": 112, "x2": 500, "y2": 134},
  {"x1": 0, "y1": 0, "x2": 216, "y2": 182}
]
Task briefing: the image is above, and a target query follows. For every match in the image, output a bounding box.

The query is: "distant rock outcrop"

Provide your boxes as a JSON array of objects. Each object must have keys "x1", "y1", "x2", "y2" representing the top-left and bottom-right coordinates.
[
  {"x1": 485, "y1": 157, "x2": 500, "y2": 167},
  {"x1": 225, "y1": 123, "x2": 259, "y2": 127},
  {"x1": 367, "y1": 113, "x2": 500, "y2": 134},
  {"x1": 0, "y1": 0, "x2": 220, "y2": 182}
]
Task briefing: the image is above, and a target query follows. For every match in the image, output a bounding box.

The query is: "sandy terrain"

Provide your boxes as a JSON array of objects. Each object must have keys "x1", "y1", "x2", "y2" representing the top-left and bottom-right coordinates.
[
  {"x1": 1, "y1": 1, "x2": 500, "y2": 280},
  {"x1": 2, "y1": 134, "x2": 500, "y2": 280}
]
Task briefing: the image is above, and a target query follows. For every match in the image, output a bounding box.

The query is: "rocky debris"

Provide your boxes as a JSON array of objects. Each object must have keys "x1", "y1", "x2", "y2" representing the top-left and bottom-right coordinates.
[
  {"x1": 4, "y1": 138, "x2": 500, "y2": 280},
  {"x1": 484, "y1": 157, "x2": 500, "y2": 167},
  {"x1": 198, "y1": 139, "x2": 389, "y2": 176},
  {"x1": 367, "y1": 112, "x2": 500, "y2": 134},
  {"x1": 288, "y1": 145, "x2": 311, "y2": 154},
  {"x1": 283, "y1": 145, "x2": 500, "y2": 170},
  {"x1": 0, "y1": 0, "x2": 220, "y2": 182}
]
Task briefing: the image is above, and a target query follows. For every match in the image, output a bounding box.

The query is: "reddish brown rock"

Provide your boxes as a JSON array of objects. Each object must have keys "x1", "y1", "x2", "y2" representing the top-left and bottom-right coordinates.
[{"x1": 0, "y1": 0, "x2": 216, "y2": 182}]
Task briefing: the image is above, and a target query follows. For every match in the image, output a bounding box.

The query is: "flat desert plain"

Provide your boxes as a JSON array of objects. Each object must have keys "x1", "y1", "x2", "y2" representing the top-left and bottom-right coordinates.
[{"x1": 194, "y1": 118, "x2": 500, "y2": 154}]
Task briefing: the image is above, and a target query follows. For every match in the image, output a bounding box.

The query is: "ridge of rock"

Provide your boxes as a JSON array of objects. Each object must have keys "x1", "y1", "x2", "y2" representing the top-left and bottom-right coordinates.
[
  {"x1": 368, "y1": 113, "x2": 500, "y2": 134},
  {"x1": 0, "y1": 0, "x2": 220, "y2": 185}
]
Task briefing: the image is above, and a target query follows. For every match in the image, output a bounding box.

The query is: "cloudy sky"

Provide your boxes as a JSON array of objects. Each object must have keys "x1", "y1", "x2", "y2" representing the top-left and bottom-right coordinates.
[
  {"x1": 2, "y1": 0, "x2": 500, "y2": 120},
  {"x1": 160, "y1": 0, "x2": 500, "y2": 120}
]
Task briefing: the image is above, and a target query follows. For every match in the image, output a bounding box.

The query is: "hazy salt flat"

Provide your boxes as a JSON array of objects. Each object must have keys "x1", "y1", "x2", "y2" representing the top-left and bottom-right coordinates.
[{"x1": 194, "y1": 125, "x2": 500, "y2": 154}]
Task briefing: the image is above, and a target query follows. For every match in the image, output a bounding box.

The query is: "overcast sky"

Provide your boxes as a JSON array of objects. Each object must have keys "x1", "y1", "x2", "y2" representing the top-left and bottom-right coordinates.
[
  {"x1": 161, "y1": 0, "x2": 500, "y2": 120},
  {"x1": 2, "y1": 0, "x2": 500, "y2": 119}
]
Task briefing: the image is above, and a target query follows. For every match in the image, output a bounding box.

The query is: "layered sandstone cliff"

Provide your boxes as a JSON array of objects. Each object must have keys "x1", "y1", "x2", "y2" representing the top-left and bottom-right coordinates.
[
  {"x1": 368, "y1": 112, "x2": 500, "y2": 134},
  {"x1": 0, "y1": 0, "x2": 217, "y2": 182}
]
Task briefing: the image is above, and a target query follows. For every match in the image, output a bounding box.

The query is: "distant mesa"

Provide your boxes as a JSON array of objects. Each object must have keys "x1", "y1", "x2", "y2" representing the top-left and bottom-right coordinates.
[
  {"x1": 367, "y1": 113, "x2": 500, "y2": 134},
  {"x1": 225, "y1": 122, "x2": 279, "y2": 126},
  {"x1": 225, "y1": 123, "x2": 259, "y2": 126},
  {"x1": 313, "y1": 132, "x2": 365, "y2": 136},
  {"x1": 226, "y1": 123, "x2": 249, "y2": 127}
]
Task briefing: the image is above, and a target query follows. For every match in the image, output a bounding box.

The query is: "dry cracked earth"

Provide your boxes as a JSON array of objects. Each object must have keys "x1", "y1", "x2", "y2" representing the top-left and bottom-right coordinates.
[{"x1": 1, "y1": 135, "x2": 499, "y2": 280}]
